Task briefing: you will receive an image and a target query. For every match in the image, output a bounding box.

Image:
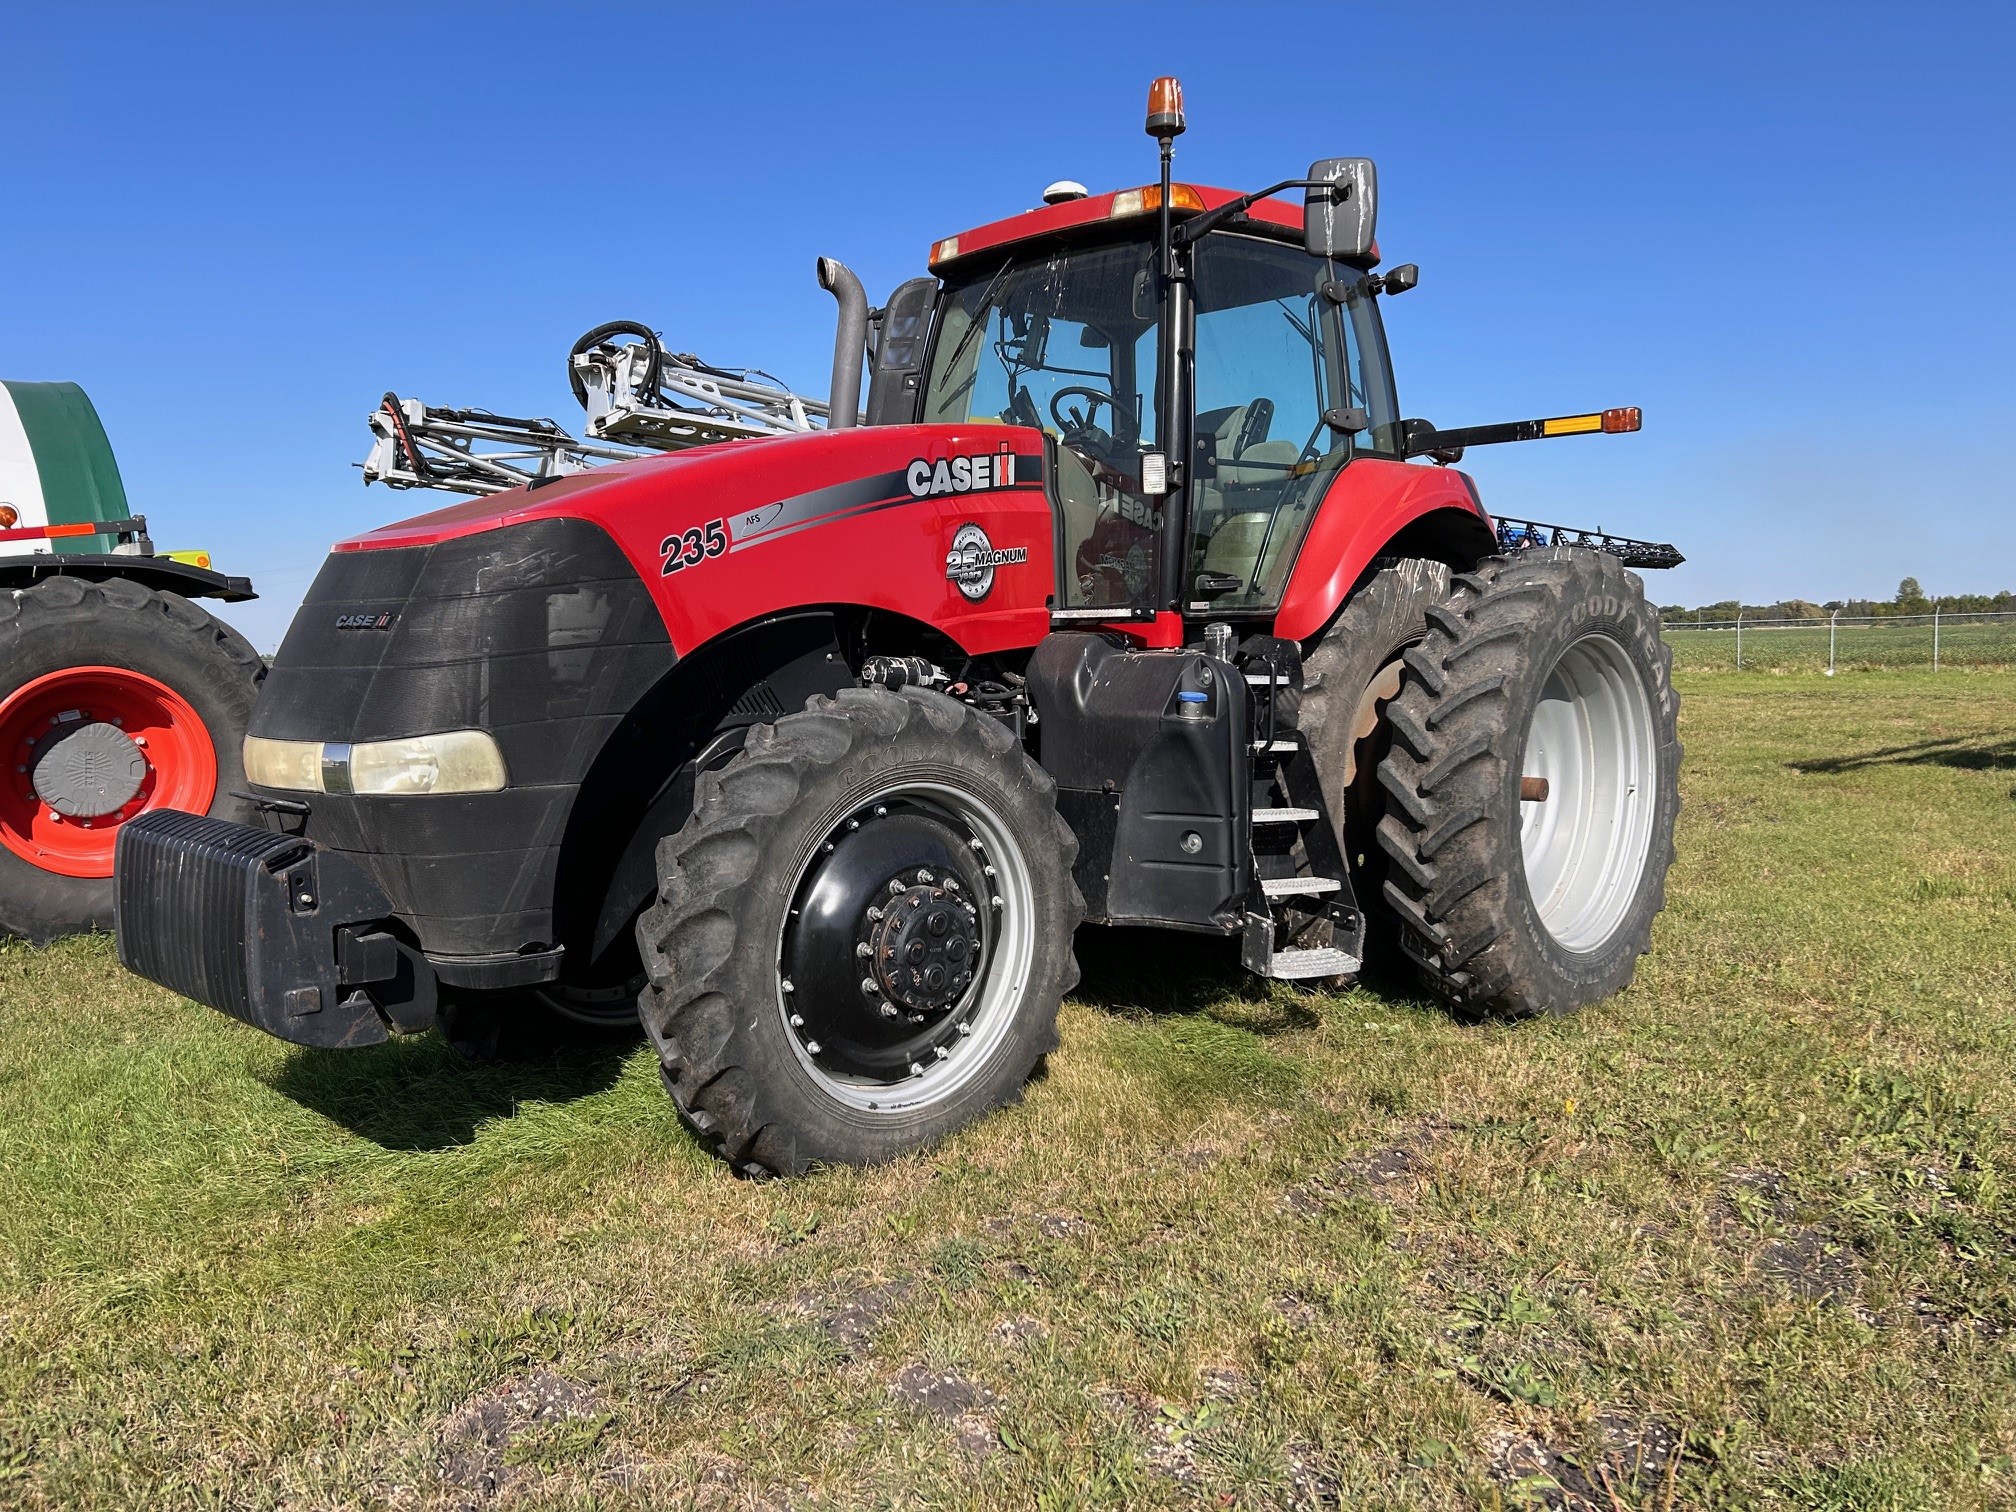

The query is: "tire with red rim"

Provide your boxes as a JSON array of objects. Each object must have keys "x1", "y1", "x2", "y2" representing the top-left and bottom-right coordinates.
[{"x1": 0, "y1": 575, "x2": 264, "y2": 943}]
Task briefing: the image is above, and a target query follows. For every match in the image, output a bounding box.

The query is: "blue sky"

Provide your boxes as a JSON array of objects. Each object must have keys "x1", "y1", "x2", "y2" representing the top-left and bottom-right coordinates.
[{"x1": 4, "y1": 1, "x2": 2010, "y2": 647}]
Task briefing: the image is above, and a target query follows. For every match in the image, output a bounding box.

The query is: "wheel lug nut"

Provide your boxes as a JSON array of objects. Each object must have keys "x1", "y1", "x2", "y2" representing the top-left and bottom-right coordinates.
[
  {"x1": 917, "y1": 868, "x2": 933, "y2": 883},
  {"x1": 991, "y1": 896, "x2": 1003, "y2": 908},
  {"x1": 943, "y1": 877, "x2": 960, "y2": 892},
  {"x1": 860, "y1": 977, "x2": 877, "y2": 995},
  {"x1": 888, "y1": 878, "x2": 906, "y2": 896},
  {"x1": 879, "y1": 1002, "x2": 898, "y2": 1019},
  {"x1": 968, "y1": 838, "x2": 983, "y2": 851},
  {"x1": 790, "y1": 1013, "x2": 805, "y2": 1027},
  {"x1": 983, "y1": 865, "x2": 996, "y2": 878},
  {"x1": 806, "y1": 1039, "x2": 822, "y2": 1055},
  {"x1": 957, "y1": 1021, "x2": 972, "y2": 1036},
  {"x1": 867, "y1": 906, "x2": 883, "y2": 922},
  {"x1": 908, "y1": 1061, "x2": 925, "y2": 1077},
  {"x1": 781, "y1": 979, "x2": 795, "y2": 994},
  {"x1": 856, "y1": 942, "x2": 871, "y2": 958},
  {"x1": 874, "y1": 805, "x2": 888, "y2": 818}
]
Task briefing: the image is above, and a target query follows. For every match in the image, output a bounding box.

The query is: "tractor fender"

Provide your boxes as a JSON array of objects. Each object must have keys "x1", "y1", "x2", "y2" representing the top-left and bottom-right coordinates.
[
  {"x1": 1272, "y1": 459, "x2": 1497, "y2": 644},
  {"x1": 548, "y1": 603, "x2": 962, "y2": 981}
]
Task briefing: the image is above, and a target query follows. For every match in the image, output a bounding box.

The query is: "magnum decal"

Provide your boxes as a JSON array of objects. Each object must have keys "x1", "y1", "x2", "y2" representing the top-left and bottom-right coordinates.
[{"x1": 945, "y1": 522, "x2": 1028, "y2": 602}]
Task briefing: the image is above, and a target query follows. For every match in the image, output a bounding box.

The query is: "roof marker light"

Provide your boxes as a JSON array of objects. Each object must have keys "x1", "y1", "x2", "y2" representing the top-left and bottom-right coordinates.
[
  {"x1": 929, "y1": 235, "x2": 959, "y2": 267},
  {"x1": 1109, "y1": 183, "x2": 1205, "y2": 219}
]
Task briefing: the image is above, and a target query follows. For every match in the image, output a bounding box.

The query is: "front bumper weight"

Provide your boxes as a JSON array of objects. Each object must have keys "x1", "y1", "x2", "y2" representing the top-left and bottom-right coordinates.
[{"x1": 114, "y1": 809, "x2": 435, "y2": 1048}]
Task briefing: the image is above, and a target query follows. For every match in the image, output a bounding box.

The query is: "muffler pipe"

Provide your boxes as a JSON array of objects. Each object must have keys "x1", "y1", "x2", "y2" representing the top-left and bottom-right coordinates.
[{"x1": 817, "y1": 256, "x2": 867, "y2": 429}]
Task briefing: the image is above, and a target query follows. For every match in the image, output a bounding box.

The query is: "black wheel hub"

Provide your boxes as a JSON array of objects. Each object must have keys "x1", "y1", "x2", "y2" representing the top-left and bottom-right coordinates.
[{"x1": 781, "y1": 805, "x2": 995, "y2": 1081}]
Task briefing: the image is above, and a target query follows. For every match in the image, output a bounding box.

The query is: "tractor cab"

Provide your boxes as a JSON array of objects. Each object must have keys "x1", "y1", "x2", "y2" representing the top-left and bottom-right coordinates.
[{"x1": 914, "y1": 210, "x2": 1399, "y2": 618}]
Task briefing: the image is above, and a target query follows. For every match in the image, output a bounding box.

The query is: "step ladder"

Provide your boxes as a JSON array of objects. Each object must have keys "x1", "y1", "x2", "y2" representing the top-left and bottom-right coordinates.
[{"x1": 1234, "y1": 645, "x2": 1363, "y2": 983}]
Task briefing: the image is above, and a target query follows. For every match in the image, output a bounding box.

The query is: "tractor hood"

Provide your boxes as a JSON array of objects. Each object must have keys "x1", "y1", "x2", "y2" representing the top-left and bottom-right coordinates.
[{"x1": 333, "y1": 423, "x2": 1057, "y2": 660}]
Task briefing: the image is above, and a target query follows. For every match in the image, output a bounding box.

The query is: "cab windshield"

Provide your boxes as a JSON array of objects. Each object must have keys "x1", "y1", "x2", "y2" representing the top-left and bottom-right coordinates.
[{"x1": 923, "y1": 230, "x2": 1397, "y2": 614}]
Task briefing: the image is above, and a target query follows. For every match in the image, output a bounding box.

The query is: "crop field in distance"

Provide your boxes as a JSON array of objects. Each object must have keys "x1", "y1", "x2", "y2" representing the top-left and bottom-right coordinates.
[{"x1": 2, "y1": 669, "x2": 2013, "y2": 1509}]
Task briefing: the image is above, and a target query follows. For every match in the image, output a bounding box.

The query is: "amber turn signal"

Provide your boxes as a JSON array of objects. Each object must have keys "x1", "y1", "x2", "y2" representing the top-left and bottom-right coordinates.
[{"x1": 1602, "y1": 407, "x2": 1642, "y2": 434}]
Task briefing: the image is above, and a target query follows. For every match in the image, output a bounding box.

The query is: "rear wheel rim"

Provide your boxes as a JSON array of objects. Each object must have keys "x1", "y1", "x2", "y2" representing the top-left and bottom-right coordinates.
[
  {"x1": 0, "y1": 666, "x2": 217, "y2": 879},
  {"x1": 1517, "y1": 633, "x2": 1658, "y2": 952},
  {"x1": 775, "y1": 779, "x2": 1035, "y2": 1114}
]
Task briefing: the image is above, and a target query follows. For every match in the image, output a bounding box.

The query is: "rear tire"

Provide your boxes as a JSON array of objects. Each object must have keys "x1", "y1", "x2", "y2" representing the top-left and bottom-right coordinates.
[
  {"x1": 0, "y1": 577, "x2": 263, "y2": 943},
  {"x1": 1298, "y1": 557, "x2": 1454, "y2": 979},
  {"x1": 1375, "y1": 549, "x2": 1680, "y2": 1016},
  {"x1": 636, "y1": 687, "x2": 1082, "y2": 1176}
]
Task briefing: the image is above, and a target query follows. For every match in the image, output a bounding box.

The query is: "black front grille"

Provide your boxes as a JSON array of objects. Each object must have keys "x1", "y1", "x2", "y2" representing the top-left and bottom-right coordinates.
[{"x1": 115, "y1": 809, "x2": 310, "y2": 1021}]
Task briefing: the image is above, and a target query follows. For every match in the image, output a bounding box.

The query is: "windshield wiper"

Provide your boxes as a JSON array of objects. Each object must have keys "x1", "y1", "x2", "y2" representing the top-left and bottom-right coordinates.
[{"x1": 933, "y1": 260, "x2": 1017, "y2": 398}]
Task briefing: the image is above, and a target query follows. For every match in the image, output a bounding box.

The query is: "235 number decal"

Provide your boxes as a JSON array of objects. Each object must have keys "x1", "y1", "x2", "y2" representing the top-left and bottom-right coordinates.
[{"x1": 660, "y1": 518, "x2": 729, "y2": 576}]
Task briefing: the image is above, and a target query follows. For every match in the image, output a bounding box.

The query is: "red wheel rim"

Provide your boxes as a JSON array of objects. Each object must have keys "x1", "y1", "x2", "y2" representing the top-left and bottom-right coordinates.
[{"x1": 0, "y1": 666, "x2": 217, "y2": 880}]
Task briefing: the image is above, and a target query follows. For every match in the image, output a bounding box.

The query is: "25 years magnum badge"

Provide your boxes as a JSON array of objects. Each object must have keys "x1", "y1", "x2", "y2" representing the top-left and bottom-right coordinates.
[{"x1": 944, "y1": 522, "x2": 1028, "y2": 602}]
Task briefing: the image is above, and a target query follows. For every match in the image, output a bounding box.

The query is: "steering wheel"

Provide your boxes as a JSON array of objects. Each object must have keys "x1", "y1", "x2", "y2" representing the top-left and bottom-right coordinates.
[{"x1": 1048, "y1": 386, "x2": 1139, "y2": 451}]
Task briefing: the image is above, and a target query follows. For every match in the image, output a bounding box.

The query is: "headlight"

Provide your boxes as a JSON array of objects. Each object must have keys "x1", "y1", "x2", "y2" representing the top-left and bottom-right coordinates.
[{"x1": 243, "y1": 731, "x2": 508, "y2": 796}]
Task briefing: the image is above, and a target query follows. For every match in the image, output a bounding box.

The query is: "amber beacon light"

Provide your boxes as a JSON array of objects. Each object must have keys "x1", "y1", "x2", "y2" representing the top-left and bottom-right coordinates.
[{"x1": 1145, "y1": 77, "x2": 1185, "y2": 139}]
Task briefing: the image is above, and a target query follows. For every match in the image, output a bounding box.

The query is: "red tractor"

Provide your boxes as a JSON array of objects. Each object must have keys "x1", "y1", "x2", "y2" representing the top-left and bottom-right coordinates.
[{"x1": 116, "y1": 81, "x2": 1682, "y2": 1176}]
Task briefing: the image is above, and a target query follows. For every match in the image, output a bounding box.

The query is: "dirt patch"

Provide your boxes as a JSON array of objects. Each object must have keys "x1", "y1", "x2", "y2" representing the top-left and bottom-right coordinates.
[
  {"x1": 892, "y1": 1362, "x2": 994, "y2": 1418},
  {"x1": 1284, "y1": 1117, "x2": 1449, "y2": 1213},
  {"x1": 1757, "y1": 1226, "x2": 1860, "y2": 1302},
  {"x1": 1091, "y1": 1385, "x2": 1208, "y2": 1487},
  {"x1": 993, "y1": 1315, "x2": 1047, "y2": 1345},
  {"x1": 893, "y1": 1364, "x2": 999, "y2": 1461},
  {"x1": 437, "y1": 1369, "x2": 608, "y2": 1498},
  {"x1": 1485, "y1": 1413, "x2": 1680, "y2": 1509},
  {"x1": 1037, "y1": 1212, "x2": 1092, "y2": 1240},
  {"x1": 800, "y1": 1277, "x2": 915, "y2": 1354}
]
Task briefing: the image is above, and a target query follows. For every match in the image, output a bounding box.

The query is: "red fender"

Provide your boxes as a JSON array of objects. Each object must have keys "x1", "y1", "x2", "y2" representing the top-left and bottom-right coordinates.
[{"x1": 1271, "y1": 458, "x2": 1496, "y2": 643}]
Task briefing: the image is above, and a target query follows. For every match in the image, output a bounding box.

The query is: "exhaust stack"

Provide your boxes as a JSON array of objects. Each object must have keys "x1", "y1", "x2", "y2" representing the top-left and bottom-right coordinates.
[{"x1": 817, "y1": 257, "x2": 867, "y2": 429}]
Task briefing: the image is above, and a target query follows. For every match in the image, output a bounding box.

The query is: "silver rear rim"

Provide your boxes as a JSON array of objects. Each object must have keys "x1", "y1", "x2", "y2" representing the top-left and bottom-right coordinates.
[
  {"x1": 775, "y1": 779, "x2": 1036, "y2": 1114},
  {"x1": 1518, "y1": 633, "x2": 1659, "y2": 953}
]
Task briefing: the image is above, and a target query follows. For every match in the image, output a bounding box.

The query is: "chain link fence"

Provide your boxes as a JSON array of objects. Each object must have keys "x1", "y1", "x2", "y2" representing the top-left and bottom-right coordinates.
[{"x1": 1662, "y1": 612, "x2": 2016, "y2": 672}]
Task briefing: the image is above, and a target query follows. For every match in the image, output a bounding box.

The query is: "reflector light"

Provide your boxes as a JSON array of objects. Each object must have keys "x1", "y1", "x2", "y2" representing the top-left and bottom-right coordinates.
[
  {"x1": 929, "y1": 236, "x2": 960, "y2": 266},
  {"x1": 1108, "y1": 183, "x2": 1206, "y2": 219},
  {"x1": 1602, "y1": 406, "x2": 1643, "y2": 434},
  {"x1": 1145, "y1": 76, "x2": 1186, "y2": 138},
  {"x1": 0, "y1": 506, "x2": 16, "y2": 528},
  {"x1": 1541, "y1": 414, "x2": 1604, "y2": 437}
]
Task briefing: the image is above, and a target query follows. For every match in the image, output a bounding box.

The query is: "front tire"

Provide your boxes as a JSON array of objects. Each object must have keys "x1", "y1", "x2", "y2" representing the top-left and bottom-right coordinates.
[
  {"x1": 636, "y1": 687, "x2": 1082, "y2": 1176},
  {"x1": 1375, "y1": 549, "x2": 1680, "y2": 1016}
]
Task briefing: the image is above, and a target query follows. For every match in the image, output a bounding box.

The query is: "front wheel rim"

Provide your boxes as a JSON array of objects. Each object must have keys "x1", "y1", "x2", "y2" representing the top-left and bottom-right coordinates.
[
  {"x1": 0, "y1": 666, "x2": 217, "y2": 879},
  {"x1": 776, "y1": 779, "x2": 1036, "y2": 1115},
  {"x1": 1517, "y1": 633, "x2": 1659, "y2": 952}
]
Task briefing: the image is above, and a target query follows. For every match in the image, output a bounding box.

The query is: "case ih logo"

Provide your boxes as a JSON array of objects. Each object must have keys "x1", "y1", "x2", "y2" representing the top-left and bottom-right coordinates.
[
  {"x1": 945, "y1": 522, "x2": 1027, "y2": 602},
  {"x1": 334, "y1": 611, "x2": 397, "y2": 631},
  {"x1": 907, "y1": 448, "x2": 1015, "y2": 498}
]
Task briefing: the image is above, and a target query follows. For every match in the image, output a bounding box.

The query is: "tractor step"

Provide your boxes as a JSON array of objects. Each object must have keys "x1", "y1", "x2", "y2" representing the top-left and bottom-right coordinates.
[
  {"x1": 1259, "y1": 946, "x2": 1360, "y2": 980},
  {"x1": 1252, "y1": 807, "x2": 1318, "y2": 824},
  {"x1": 1260, "y1": 875, "x2": 1343, "y2": 897},
  {"x1": 1244, "y1": 671, "x2": 1292, "y2": 686}
]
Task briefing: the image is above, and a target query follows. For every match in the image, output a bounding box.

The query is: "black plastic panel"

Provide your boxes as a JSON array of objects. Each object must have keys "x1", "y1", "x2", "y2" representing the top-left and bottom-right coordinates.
[
  {"x1": 249, "y1": 518, "x2": 675, "y2": 959},
  {"x1": 1027, "y1": 633, "x2": 1249, "y2": 932}
]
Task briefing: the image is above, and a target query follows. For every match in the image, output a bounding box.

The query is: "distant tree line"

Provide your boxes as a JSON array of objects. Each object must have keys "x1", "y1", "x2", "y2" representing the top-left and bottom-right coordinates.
[{"x1": 1658, "y1": 579, "x2": 2016, "y2": 622}]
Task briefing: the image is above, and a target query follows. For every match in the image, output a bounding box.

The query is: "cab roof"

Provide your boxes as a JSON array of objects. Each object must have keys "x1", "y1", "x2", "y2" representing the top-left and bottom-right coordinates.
[{"x1": 929, "y1": 183, "x2": 1373, "y2": 277}]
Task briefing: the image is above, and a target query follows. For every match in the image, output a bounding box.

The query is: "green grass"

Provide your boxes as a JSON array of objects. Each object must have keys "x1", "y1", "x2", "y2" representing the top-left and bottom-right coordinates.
[
  {"x1": 1665, "y1": 621, "x2": 2016, "y2": 673},
  {"x1": 4, "y1": 671, "x2": 2016, "y2": 1508}
]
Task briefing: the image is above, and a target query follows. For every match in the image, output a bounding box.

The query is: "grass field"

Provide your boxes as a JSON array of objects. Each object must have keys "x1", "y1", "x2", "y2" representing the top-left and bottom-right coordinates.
[
  {"x1": 3, "y1": 672, "x2": 2015, "y2": 1509},
  {"x1": 1664, "y1": 622, "x2": 2016, "y2": 674}
]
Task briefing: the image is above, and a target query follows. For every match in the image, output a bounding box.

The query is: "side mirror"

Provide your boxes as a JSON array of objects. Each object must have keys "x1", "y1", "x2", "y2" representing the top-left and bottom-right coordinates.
[
  {"x1": 1304, "y1": 158, "x2": 1377, "y2": 261},
  {"x1": 1381, "y1": 262, "x2": 1419, "y2": 295}
]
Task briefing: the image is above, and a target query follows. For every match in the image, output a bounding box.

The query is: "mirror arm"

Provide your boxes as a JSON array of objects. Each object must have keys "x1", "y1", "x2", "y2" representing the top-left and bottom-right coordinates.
[{"x1": 1172, "y1": 178, "x2": 1319, "y2": 247}]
